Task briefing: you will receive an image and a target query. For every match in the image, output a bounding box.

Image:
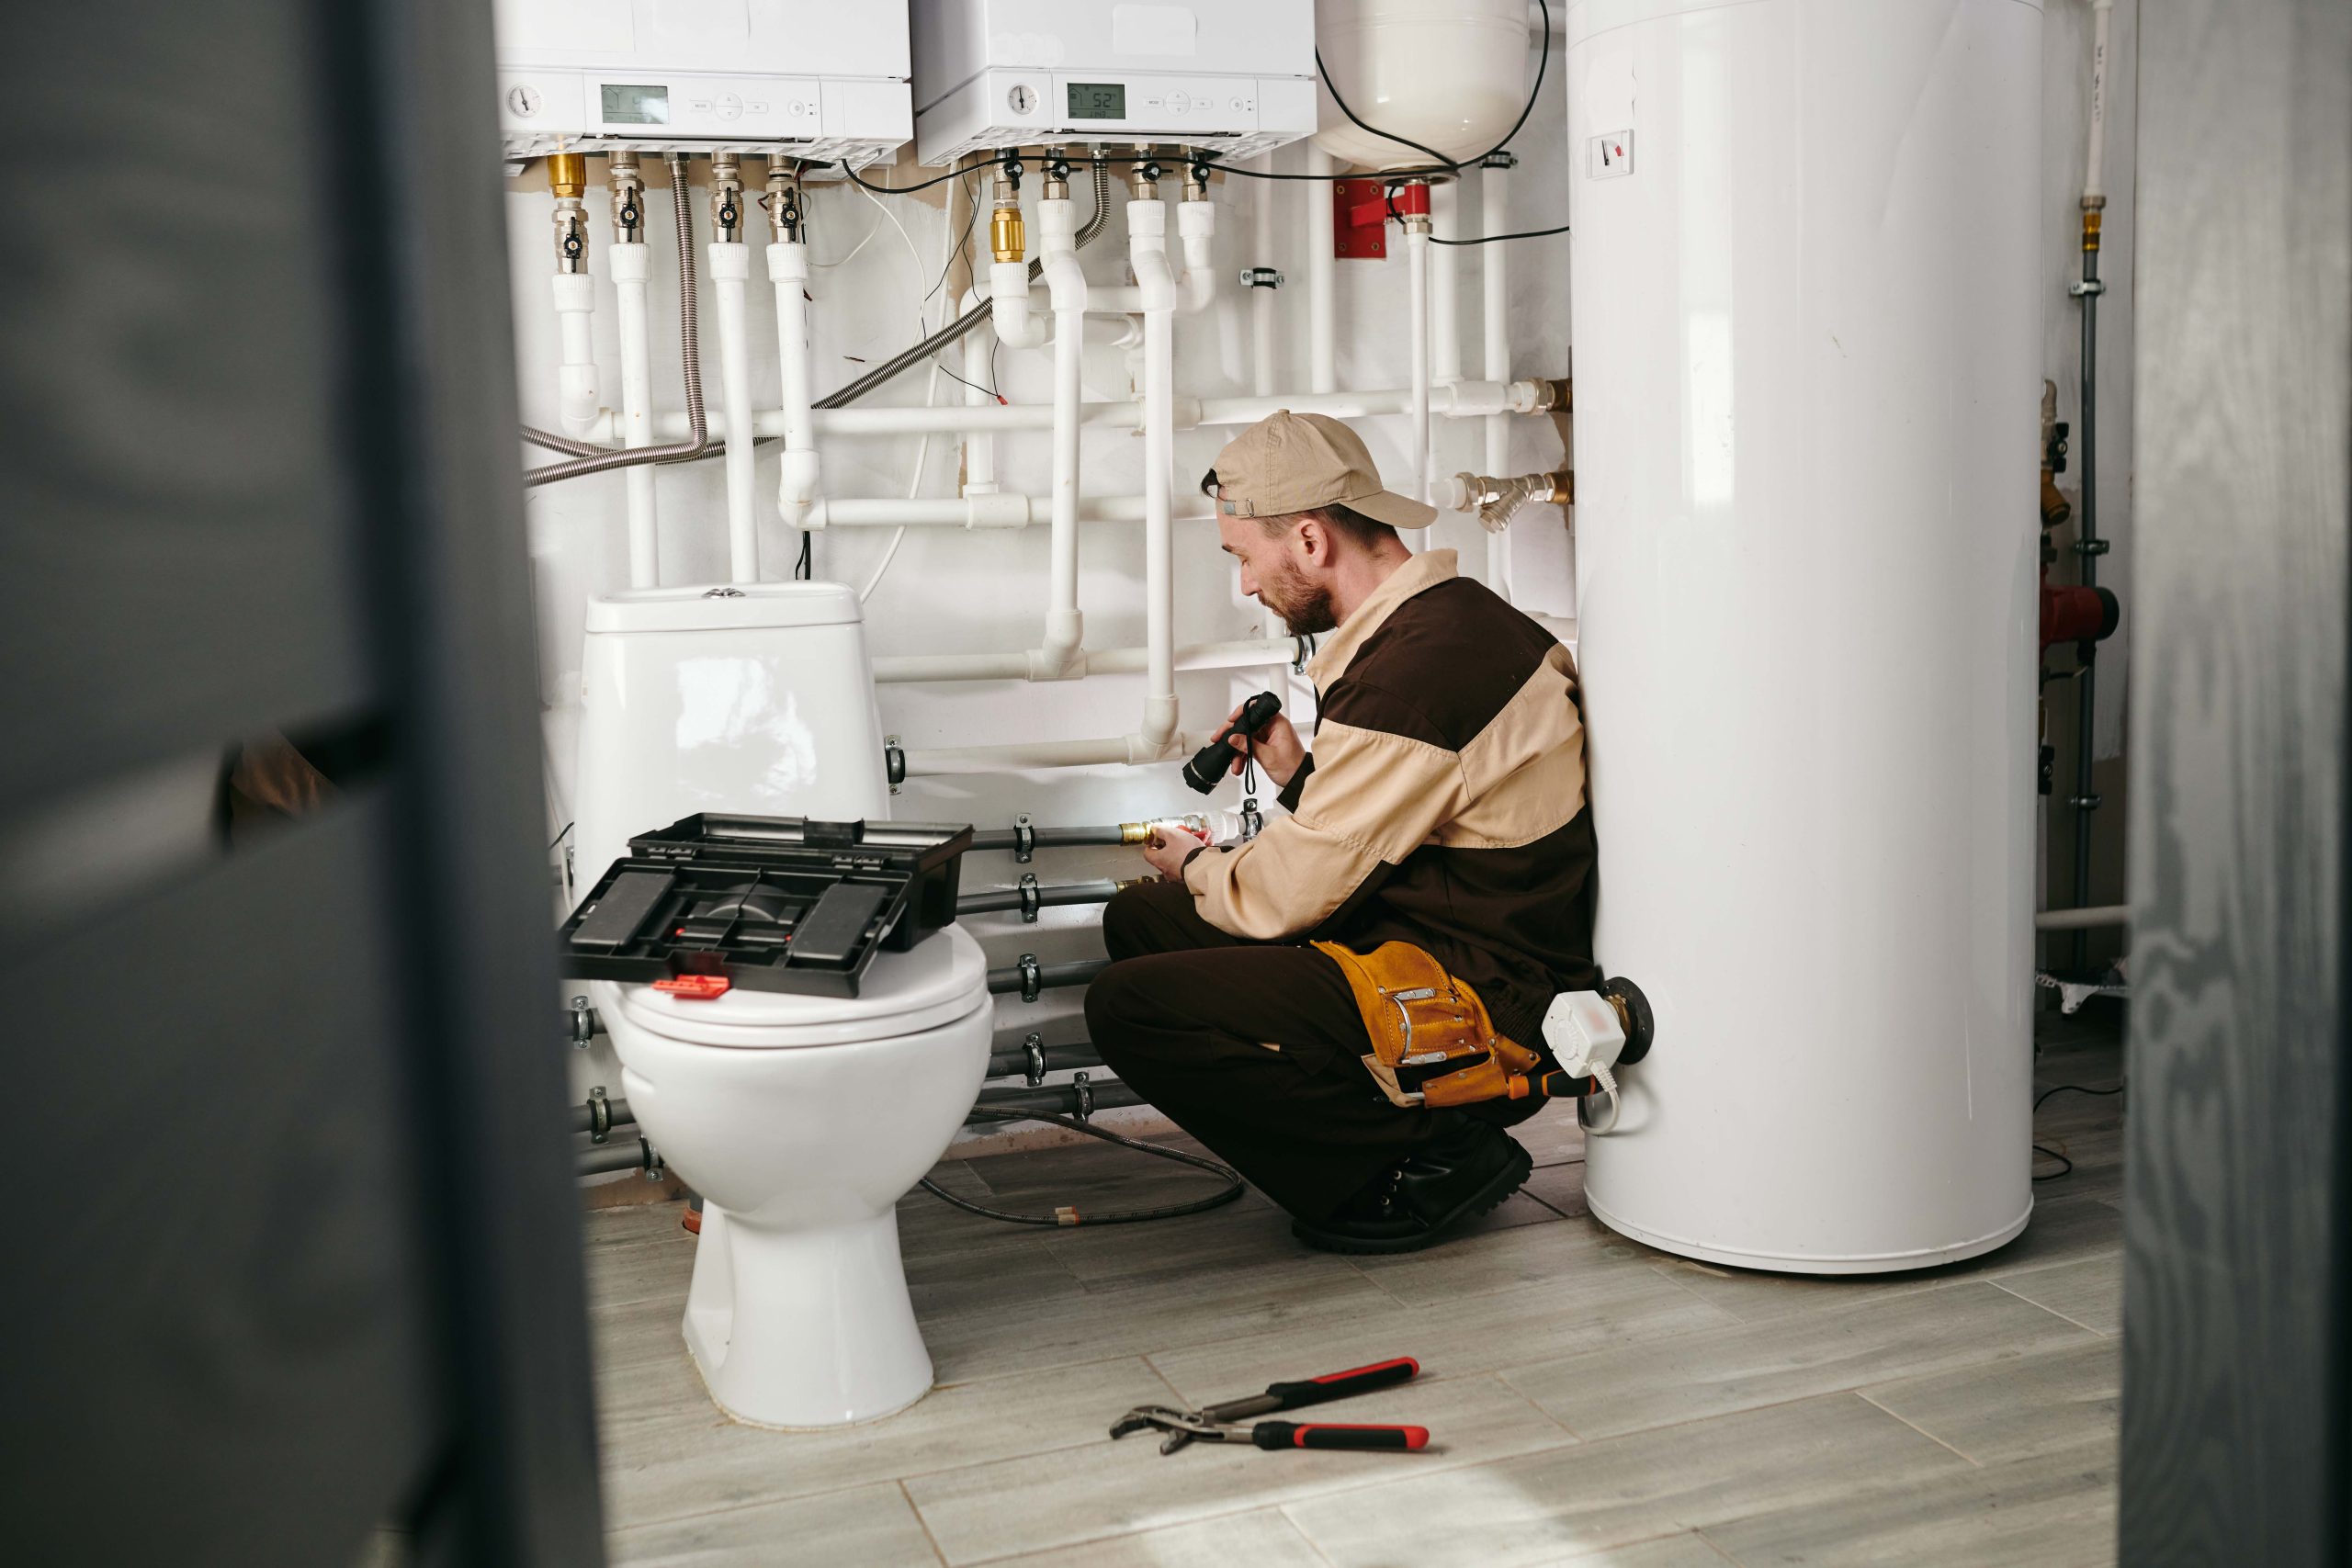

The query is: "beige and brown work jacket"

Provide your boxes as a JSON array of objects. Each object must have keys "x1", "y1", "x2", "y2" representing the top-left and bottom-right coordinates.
[{"x1": 1182, "y1": 549, "x2": 1600, "y2": 1045}]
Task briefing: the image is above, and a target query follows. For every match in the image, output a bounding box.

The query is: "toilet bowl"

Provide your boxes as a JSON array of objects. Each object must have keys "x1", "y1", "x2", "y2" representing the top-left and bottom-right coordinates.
[
  {"x1": 596, "y1": 923, "x2": 991, "y2": 1427},
  {"x1": 571, "y1": 581, "x2": 988, "y2": 1427}
]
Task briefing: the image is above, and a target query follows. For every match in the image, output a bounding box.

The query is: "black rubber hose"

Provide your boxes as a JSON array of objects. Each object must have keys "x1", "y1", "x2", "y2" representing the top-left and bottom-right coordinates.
[
  {"x1": 986, "y1": 957, "x2": 1112, "y2": 995},
  {"x1": 924, "y1": 1103, "x2": 1245, "y2": 1226},
  {"x1": 968, "y1": 825, "x2": 1130, "y2": 852},
  {"x1": 957, "y1": 880, "x2": 1123, "y2": 915}
]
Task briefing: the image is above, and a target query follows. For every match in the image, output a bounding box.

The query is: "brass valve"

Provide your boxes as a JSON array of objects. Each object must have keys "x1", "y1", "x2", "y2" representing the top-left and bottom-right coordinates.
[{"x1": 546, "y1": 152, "x2": 587, "y2": 201}]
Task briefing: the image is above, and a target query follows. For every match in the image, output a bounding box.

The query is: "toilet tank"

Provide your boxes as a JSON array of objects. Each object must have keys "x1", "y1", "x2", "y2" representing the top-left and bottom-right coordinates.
[{"x1": 571, "y1": 582, "x2": 891, "y2": 896}]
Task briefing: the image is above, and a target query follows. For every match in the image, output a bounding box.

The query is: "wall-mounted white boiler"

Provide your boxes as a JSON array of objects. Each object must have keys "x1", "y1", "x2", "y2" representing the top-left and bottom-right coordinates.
[
  {"x1": 492, "y1": 0, "x2": 911, "y2": 168},
  {"x1": 910, "y1": 0, "x2": 1316, "y2": 166}
]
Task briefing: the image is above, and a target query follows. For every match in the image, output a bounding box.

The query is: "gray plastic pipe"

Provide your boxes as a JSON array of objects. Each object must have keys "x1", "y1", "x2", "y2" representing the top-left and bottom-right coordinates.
[
  {"x1": 957, "y1": 880, "x2": 1124, "y2": 915},
  {"x1": 986, "y1": 958, "x2": 1112, "y2": 996},
  {"x1": 970, "y1": 1077, "x2": 1144, "y2": 1123}
]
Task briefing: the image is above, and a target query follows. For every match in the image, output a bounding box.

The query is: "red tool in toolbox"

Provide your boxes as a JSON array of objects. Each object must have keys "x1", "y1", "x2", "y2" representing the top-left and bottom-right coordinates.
[{"x1": 1110, "y1": 1357, "x2": 1429, "y2": 1455}]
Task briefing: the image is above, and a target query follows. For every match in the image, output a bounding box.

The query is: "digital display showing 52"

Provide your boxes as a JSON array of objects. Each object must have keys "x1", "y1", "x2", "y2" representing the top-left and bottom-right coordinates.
[{"x1": 1067, "y1": 83, "x2": 1126, "y2": 120}]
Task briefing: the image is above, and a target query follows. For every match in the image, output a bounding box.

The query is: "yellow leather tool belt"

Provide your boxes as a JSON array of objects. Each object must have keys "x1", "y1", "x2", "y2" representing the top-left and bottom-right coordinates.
[{"x1": 1311, "y1": 940, "x2": 1549, "y2": 1110}]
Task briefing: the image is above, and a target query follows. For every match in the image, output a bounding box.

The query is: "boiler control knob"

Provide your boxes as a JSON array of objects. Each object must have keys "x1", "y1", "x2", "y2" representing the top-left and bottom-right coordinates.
[{"x1": 1167, "y1": 90, "x2": 1191, "y2": 114}]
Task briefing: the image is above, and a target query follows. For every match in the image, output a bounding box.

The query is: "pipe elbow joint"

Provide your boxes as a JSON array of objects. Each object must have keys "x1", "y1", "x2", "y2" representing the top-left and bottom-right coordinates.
[
  {"x1": 777, "y1": 448, "x2": 820, "y2": 525},
  {"x1": 558, "y1": 367, "x2": 601, "y2": 434},
  {"x1": 989, "y1": 261, "x2": 1047, "y2": 348},
  {"x1": 1029, "y1": 611, "x2": 1087, "y2": 680}
]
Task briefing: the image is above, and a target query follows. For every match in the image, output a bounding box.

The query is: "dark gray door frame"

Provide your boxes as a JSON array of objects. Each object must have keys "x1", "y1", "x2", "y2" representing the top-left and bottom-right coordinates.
[
  {"x1": 3, "y1": 2, "x2": 604, "y2": 1562},
  {"x1": 2121, "y1": 1, "x2": 2351, "y2": 1562}
]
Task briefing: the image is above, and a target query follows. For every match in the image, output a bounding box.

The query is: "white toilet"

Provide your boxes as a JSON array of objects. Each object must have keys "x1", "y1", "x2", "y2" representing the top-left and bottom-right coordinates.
[{"x1": 572, "y1": 582, "x2": 992, "y2": 1427}]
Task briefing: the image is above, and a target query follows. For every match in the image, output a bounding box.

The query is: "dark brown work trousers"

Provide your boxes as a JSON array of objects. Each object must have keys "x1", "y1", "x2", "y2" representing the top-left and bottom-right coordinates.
[{"x1": 1084, "y1": 880, "x2": 1550, "y2": 1221}]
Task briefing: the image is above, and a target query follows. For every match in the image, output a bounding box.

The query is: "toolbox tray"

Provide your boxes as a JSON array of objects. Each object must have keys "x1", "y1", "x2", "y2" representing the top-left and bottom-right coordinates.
[{"x1": 558, "y1": 814, "x2": 974, "y2": 998}]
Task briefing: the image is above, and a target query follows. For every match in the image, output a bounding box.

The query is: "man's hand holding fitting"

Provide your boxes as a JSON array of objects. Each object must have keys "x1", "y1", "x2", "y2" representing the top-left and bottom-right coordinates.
[{"x1": 1140, "y1": 825, "x2": 1208, "y2": 883}]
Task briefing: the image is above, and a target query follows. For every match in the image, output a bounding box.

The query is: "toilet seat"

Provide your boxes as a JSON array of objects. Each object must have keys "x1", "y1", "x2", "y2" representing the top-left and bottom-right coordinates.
[{"x1": 608, "y1": 923, "x2": 989, "y2": 1050}]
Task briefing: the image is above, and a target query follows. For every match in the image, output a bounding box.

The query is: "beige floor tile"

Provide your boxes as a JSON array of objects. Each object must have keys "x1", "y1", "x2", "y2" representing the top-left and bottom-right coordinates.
[
  {"x1": 605, "y1": 1480, "x2": 942, "y2": 1567},
  {"x1": 907, "y1": 1235, "x2": 1088, "y2": 1321},
  {"x1": 1527, "y1": 1533, "x2": 1737, "y2": 1567},
  {"x1": 918, "y1": 1254, "x2": 1400, "y2": 1384},
  {"x1": 1148, "y1": 1255, "x2": 1735, "y2": 1407},
  {"x1": 587, "y1": 1233, "x2": 699, "y2": 1312},
  {"x1": 987, "y1": 1507, "x2": 1329, "y2": 1568},
  {"x1": 1505, "y1": 1280, "x2": 2096, "y2": 1439},
  {"x1": 1993, "y1": 1252, "x2": 2123, "y2": 1336},
  {"x1": 587, "y1": 1201, "x2": 696, "y2": 1250},
  {"x1": 601, "y1": 1357, "x2": 1177, "y2": 1531},
  {"x1": 1860, "y1": 1337, "x2": 2120, "y2": 1464},
  {"x1": 1699, "y1": 1439, "x2": 2117, "y2": 1568},
  {"x1": 1645, "y1": 1194, "x2": 2121, "y2": 1324},
  {"x1": 1515, "y1": 1110, "x2": 1588, "y2": 1168},
  {"x1": 1283, "y1": 1393, "x2": 1969, "y2": 1568},
  {"x1": 1522, "y1": 1160, "x2": 1589, "y2": 1219},
  {"x1": 904, "y1": 1373, "x2": 1571, "y2": 1565},
  {"x1": 1347, "y1": 1202, "x2": 1634, "y2": 1307}
]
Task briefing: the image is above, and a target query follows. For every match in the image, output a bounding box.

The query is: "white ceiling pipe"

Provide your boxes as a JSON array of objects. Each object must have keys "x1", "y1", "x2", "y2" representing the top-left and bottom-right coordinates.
[
  {"x1": 1131, "y1": 196, "x2": 1183, "y2": 759},
  {"x1": 874, "y1": 636, "x2": 1298, "y2": 686},
  {"x1": 768, "y1": 236, "x2": 820, "y2": 531},
  {"x1": 1035, "y1": 221, "x2": 1091, "y2": 679},
  {"x1": 1481, "y1": 157, "x2": 1515, "y2": 602},
  {"x1": 1306, "y1": 145, "x2": 1337, "y2": 393},
  {"x1": 621, "y1": 379, "x2": 1544, "y2": 444},
  {"x1": 608, "y1": 240, "x2": 661, "y2": 587},
  {"x1": 706, "y1": 239, "x2": 760, "y2": 583}
]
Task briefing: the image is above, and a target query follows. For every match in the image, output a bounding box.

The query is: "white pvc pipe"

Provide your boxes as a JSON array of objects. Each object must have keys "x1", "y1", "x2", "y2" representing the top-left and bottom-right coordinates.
[
  {"x1": 1251, "y1": 160, "x2": 1278, "y2": 397},
  {"x1": 902, "y1": 736, "x2": 1196, "y2": 777},
  {"x1": 1081, "y1": 201, "x2": 1218, "y2": 316},
  {"x1": 2035, "y1": 903, "x2": 2129, "y2": 931},
  {"x1": 807, "y1": 494, "x2": 1213, "y2": 528},
  {"x1": 2083, "y1": 0, "x2": 2114, "y2": 206},
  {"x1": 1132, "y1": 197, "x2": 1182, "y2": 757},
  {"x1": 1430, "y1": 181, "x2": 1463, "y2": 386},
  {"x1": 707, "y1": 242, "x2": 759, "y2": 583},
  {"x1": 1306, "y1": 146, "x2": 1337, "y2": 393},
  {"x1": 1038, "y1": 197, "x2": 1090, "y2": 678},
  {"x1": 553, "y1": 272, "x2": 600, "y2": 435},
  {"x1": 629, "y1": 380, "x2": 1538, "y2": 441},
  {"x1": 1481, "y1": 159, "x2": 1515, "y2": 602},
  {"x1": 875, "y1": 636, "x2": 1298, "y2": 685},
  {"x1": 609, "y1": 243, "x2": 659, "y2": 587},
  {"x1": 1407, "y1": 228, "x2": 1433, "y2": 545},
  {"x1": 768, "y1": 237, "x2": 820, "y2": 530}
]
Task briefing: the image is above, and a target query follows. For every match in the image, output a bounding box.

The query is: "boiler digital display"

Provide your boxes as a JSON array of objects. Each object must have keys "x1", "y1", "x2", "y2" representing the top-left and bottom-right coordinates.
[
  {"x1": 601, "y1": 84, "x2": 670, "y2": 125},
  {"x1": 1067, "y1": 83, "x2": 1126, "y2": 120}
]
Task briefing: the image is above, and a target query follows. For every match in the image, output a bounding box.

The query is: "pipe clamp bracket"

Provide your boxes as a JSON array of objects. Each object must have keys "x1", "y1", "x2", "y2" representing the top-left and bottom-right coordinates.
[
  {"x1": 1014, "y1": 812, "x2": 1036, "y2": 863},
  {"x1": 1018, "y1": 873, "x2": 1042, "y2": 923},
  {"x1": 1072, "y1": 1070, "x2": 1096, "y2": 1122},
  {"x1": 1023, "y1": 1032, "x2": 1047, "y2": 1087}
]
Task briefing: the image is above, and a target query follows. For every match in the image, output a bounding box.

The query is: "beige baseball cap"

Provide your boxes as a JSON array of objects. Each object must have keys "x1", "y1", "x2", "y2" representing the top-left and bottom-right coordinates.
[{"x1": 1205, "y1": 411, "x2": 1440, "y2": 528}]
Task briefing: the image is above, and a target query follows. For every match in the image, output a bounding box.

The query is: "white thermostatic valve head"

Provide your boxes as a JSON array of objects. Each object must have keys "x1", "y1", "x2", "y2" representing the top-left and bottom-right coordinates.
[{"x1": 1543, "y1": 990, "x2": 1628, "y2": 1079}]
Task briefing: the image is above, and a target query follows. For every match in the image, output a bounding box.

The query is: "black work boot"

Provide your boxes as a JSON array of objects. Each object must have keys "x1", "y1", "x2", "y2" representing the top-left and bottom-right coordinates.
[{"x1": 1292, "y1": 1115, "x2": 1533, "y2": 1255}]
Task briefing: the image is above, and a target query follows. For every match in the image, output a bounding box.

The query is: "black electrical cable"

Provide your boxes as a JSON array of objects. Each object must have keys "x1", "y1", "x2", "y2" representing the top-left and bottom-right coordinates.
[
  {"x1": 1314, "y1": 49, "x2": 1460, "y2": 171},
  {"x1": 840, "y1": 153, "x2": 1000, "y2": 196},
  {"x1": 2035, "y1": 1082, "x2": 2124, "y2": 1111},
  {"x1": 920, "y1": 1108, "x2": 1246, "y2": 1226},
  {"x1": 2032, "y1": 1145, "x2": 2075, "y2": 1181},
  {"x1": 1428, "y1": 222, "x2": 1572, "y2": 247}
]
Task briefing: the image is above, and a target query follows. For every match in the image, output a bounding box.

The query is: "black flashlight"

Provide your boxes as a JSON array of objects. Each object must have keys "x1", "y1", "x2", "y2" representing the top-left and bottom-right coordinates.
[{"x1": 1182, "y1": 692, "x2": 1283, "y2": 795}]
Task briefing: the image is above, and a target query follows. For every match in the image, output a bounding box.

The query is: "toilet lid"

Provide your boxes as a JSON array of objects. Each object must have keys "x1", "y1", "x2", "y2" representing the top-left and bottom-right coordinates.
[{"x1": 609, "y1": 923, "x2": 990, "y2": 1049}]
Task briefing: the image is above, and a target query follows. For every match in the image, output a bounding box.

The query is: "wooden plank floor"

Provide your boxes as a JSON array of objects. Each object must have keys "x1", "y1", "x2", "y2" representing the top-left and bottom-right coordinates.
[{"x1": 587, "y1": 1010, "x2": 2127, "y2": 1566}]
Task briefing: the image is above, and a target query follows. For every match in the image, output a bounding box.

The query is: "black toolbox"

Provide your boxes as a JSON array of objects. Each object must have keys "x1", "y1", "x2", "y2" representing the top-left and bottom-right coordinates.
[{"x1": 558, "y1": 814, "x2": 975, "y2": 998}]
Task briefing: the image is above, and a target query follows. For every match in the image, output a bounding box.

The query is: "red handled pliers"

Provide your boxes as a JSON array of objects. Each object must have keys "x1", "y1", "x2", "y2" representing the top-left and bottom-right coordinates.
[{"x1": 1110, "y1": 1356, "x2": 1428, "y2": 1455}]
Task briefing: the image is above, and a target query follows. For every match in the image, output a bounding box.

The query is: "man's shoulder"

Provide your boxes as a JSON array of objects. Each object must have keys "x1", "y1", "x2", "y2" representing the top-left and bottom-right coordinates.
[{"x1": 1328, "y1": 577, "x2": 1558, "y2": 751}]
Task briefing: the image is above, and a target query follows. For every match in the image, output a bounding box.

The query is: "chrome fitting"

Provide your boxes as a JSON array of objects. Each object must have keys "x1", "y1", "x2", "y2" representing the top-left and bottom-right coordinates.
[
  {"x1": 568, "y1": 995, "x2": 598, "y2": 1049},
  {"x1": 1129, "y1": 144, "x2": 1163, "y2": 202},
  {"x1": 607, "y1": 151, "x2": 645, "y2": 243},
  {"x1": 766, "y1": 155, "x2": 801, "y2": 243},
  {"x1": 1238, "y1": 266, "x2": 1283, "y2": 288},
  {"x1": 708, "y1": 152, "x2": 743, "y2": 243}
]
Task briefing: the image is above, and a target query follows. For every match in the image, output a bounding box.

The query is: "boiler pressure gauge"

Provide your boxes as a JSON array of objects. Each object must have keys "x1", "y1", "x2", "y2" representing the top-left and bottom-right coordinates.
[
  {"x1": 1006, "y1": 85, "x2": 1036, "y2": 115},
  {"x1": 508, "y1": 84, "x2": 543, "y2": 118}
]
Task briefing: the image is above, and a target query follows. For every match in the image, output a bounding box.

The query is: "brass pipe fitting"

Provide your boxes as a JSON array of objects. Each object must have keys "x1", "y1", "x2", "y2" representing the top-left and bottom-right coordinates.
[
  {"x1": 547, "y1": 152, "x2": 587, "y2": 201},
  {"x1": 548, "y1": 154, "x2": 589, "y2": 273},
  {"x1": 989, "y1": 168, "x2": 1026, "y2": 264}
]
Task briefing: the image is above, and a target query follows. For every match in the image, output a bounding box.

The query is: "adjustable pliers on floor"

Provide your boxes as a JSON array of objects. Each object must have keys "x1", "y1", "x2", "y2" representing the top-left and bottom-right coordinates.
[{"x1": 1109, "y1": 1356, "x2": 1429, "y2": 1454}]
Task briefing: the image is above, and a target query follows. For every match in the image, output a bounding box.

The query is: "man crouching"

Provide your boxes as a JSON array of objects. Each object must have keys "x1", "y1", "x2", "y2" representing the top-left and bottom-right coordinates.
[{"x1": 1085, "y1": 410, "x2": 1601, "y2": 1254}]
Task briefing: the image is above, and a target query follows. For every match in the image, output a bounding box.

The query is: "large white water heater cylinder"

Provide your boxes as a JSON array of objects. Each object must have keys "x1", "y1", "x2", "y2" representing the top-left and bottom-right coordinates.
[
  {"x1": 1571, "y1": 0, "x2": 2042, "y2": 1273},
  {"x1": 1312, "y1": 0, "x2": 1531, "y2": 171}
]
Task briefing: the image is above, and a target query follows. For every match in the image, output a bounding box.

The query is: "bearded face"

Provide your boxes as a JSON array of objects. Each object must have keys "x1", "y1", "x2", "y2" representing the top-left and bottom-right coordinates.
[{"x1": 1256, "y1": 557, "x2": 1340, "y2": 636}]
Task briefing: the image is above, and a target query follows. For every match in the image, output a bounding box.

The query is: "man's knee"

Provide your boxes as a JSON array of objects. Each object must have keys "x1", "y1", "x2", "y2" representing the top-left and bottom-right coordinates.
[{"x1": 1100, "y1": 883, "x2": 1176, "y2": 962}]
